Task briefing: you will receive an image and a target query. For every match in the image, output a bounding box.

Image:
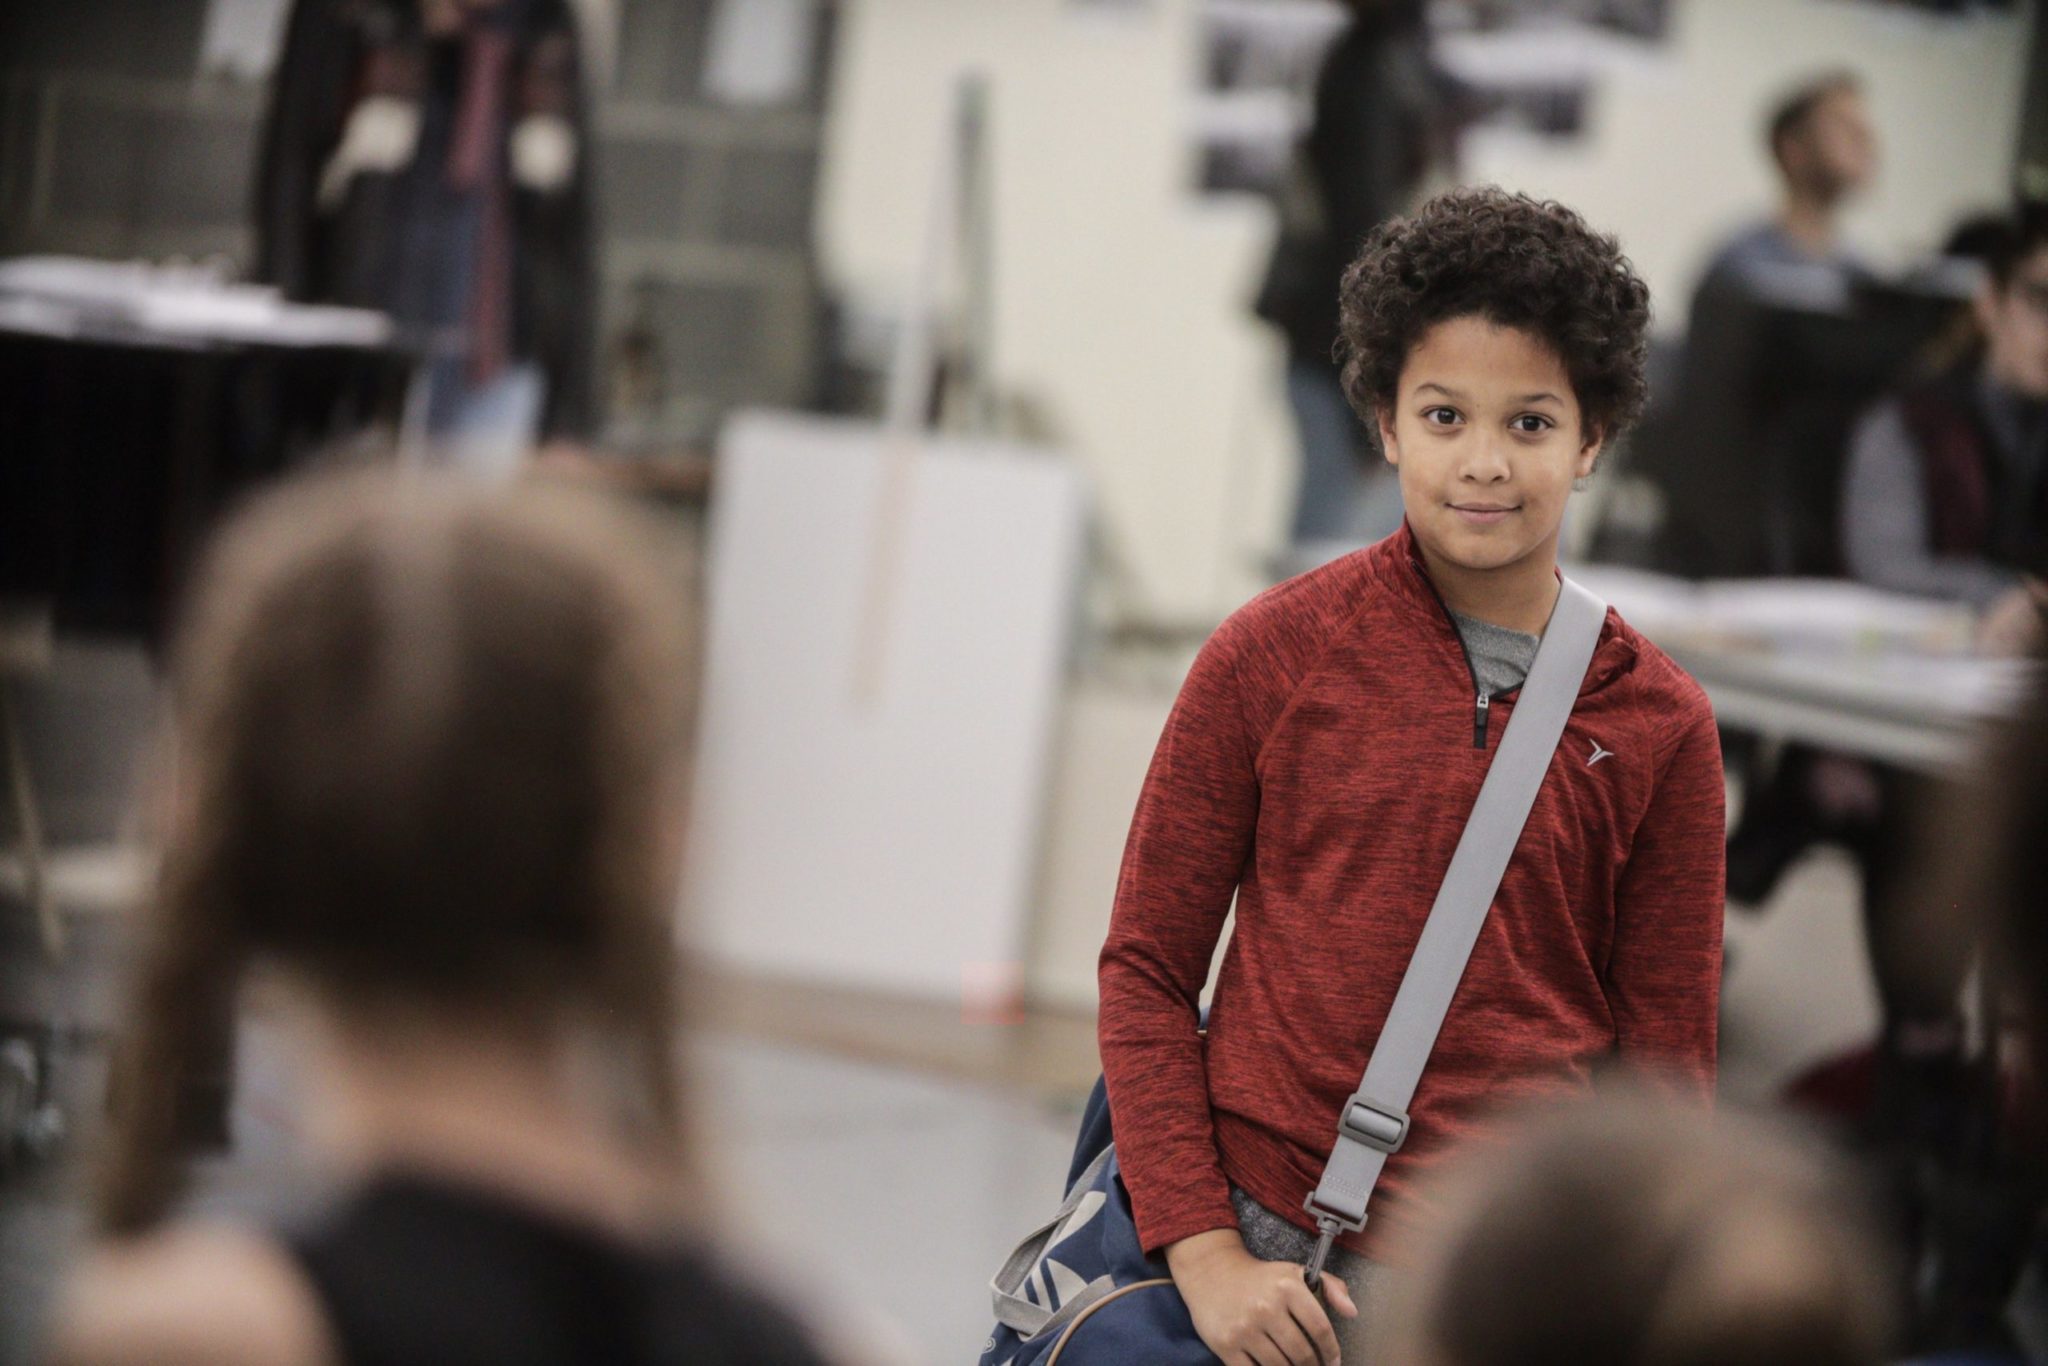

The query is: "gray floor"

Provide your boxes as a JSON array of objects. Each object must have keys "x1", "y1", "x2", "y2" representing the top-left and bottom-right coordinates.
[{"x1": 696, "y1": 1039, "x2": 1084, "y2": 1362}]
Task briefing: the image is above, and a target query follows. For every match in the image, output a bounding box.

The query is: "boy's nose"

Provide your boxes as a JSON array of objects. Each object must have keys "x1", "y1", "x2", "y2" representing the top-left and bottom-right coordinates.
[{"x1": 1459, "y1": 438, "x2": 1513, "y2": 483}]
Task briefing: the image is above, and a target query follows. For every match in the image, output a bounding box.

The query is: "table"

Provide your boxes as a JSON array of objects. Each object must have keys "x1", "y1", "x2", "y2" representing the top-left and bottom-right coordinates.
[
  {"x1": 1654, "y1": 644, "x2": 2030, "y2": 774},
  {"x1": 1570, "y1": 565, "x2": 2036, "y2": 775},
  {"x1": 0, "y1": 257, "x2": 412, "y2": 638}
]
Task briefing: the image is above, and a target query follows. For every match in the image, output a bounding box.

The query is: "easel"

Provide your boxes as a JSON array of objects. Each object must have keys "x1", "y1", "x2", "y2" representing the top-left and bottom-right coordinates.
[{"x1": 852, "y1": 72, "x2": 996, "y2": 706}]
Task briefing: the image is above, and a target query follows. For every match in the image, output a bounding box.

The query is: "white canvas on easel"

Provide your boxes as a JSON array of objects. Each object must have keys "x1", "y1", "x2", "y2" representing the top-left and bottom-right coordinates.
[
  {"x1": 683, "y1": 408, "x2": 1085, "y2": 1004},
  {"x1": 686, "y1": 73, "x2": 1084, "y2": 1005}
]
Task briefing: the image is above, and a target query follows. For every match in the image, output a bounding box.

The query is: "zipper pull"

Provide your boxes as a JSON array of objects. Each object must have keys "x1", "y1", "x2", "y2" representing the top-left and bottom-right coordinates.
[{"x1": 1473, "y1": 691, "x2": 1490, "y2": 748}]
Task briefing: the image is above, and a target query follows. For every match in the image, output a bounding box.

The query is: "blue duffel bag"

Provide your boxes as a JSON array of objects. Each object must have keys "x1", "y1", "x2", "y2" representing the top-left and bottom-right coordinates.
[{"x1": 976, "y1": 1076, "x2": 1216, "y2": 1364}]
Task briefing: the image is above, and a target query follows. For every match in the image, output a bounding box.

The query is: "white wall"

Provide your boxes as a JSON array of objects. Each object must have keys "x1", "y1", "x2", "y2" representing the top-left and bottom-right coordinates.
[
  {"x1": 816, "y1": 0, "x2": 2034, "y2": 622},
  {"x1": 816, "y1": 0, "x2": 1294, "y2": 624}
]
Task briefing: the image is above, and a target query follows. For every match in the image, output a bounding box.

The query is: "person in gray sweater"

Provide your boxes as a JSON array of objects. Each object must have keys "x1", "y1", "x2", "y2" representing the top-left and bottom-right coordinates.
[{"x1": 1840, "y1": 208, "x2": 2048, "y2": 649}]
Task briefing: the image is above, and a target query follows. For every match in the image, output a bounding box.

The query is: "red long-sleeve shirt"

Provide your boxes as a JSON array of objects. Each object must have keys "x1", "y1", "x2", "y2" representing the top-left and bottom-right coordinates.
[{"x1": 1097, "y1": 525, "x2": 1724, "y2": 1264}]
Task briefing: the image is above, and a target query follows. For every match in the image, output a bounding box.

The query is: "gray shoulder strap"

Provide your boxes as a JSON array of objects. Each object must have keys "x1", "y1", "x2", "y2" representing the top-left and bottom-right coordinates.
[{"x1": 1302, "y1": 576, "x2": 1608, "y2": 1248}]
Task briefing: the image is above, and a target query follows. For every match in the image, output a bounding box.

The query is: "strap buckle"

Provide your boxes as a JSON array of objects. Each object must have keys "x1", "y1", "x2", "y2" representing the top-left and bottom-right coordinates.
[
  {"x1": 1300, "y1": 1208, "x2": 1362, "y2": 1294},
  {"x1": 1336, "y1": 1093, "x2": 1409, "y2": 1155}
]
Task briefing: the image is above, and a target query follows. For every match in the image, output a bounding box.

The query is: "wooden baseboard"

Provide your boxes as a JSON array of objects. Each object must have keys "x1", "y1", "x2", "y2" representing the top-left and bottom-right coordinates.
[{"x1": 688, "y1": 966, "x2": 1102, "y2": 1101}]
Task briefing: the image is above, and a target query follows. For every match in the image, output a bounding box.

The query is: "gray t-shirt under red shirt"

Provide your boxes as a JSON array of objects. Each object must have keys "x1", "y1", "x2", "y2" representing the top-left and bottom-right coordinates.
[{"x1": 1450, "y1": 610, "x2": 1540, "y2": 696}]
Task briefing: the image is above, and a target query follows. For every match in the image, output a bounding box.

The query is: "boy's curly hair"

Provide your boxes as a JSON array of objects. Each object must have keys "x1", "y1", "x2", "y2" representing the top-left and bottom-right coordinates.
[{"x1": 1337, "y1": 186, "x2": 1652, "y2": 456}]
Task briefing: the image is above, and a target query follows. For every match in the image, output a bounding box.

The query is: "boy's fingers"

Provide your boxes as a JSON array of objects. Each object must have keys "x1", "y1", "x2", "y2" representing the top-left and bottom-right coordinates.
[
  {"x1": 1240, "y1": 1339, "x2": 1286, "y2": 1366},
  {"x1": 1263, "y1": 1323, "x2": 1320, "y2": 1366},
  {"x1": 1320, "y1": 1270, "x2": 1360, "y2": 1320},
  {"x1": 1287, "y1": 1279, "x2": 1343, "y2": 1363}
]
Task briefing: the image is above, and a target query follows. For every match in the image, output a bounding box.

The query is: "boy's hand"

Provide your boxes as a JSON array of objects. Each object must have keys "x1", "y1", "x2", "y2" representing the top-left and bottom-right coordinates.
[{"x1": 1164, "y1": 1228, "x2": 1357, "y2": 1365}]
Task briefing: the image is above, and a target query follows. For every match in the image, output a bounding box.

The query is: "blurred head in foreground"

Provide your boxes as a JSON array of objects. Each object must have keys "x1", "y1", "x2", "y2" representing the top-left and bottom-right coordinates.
[
  {"x1": 99, "y1": 469, "x2": 697, "y2": 1234},
  {"x1": 1393, "y1": 1094, "x2": 1893, "y2": 1366}
]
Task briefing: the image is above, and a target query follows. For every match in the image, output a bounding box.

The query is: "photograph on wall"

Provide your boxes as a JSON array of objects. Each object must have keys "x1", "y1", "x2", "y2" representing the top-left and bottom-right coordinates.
[{"x1": 1190, "y1": 0, "x2": 1346, "y2": 195}]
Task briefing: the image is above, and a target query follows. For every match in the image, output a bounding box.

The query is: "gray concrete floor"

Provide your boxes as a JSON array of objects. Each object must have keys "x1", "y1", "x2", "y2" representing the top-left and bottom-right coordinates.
[{"x1": 697, "y1": 1038, "x2": 1084, "y2": 1362}]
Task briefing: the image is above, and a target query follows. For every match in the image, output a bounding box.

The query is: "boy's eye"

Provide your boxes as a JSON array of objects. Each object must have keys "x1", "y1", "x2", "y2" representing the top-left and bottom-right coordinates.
[
  {"x1": 1510, "y1": 414, "x2": 1555, "y2": 434},
  {"x1": 1423, "y1": 406, "x2": 1461, "y2": 426}
]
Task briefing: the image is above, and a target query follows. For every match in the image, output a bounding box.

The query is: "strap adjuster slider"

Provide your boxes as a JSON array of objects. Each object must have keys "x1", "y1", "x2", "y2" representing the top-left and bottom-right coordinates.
[{"x1": 1337, "y1": 1094, "x2": 1409, "y2": 1155}]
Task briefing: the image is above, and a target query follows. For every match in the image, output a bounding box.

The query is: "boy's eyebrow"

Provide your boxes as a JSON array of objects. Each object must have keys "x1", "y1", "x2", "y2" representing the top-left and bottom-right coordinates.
[{"x1": 1415, "y1": 382, "x2": 1565, "y2": 406}]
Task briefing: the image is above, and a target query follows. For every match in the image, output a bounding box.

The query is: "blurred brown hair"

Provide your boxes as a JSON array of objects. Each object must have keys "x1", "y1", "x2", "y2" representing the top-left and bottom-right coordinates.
[
  {"x1": 1396, "y1": 1094, "x2": 1893, "y2": 1366},
  {"x1": 98, "y1": 470, "x2": 698, "y2": 1234}
]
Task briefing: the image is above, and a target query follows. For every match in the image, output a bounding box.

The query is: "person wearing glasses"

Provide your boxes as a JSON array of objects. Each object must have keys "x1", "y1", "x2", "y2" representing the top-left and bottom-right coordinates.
[{"x1": 1842, "y1": 205, "x2": 2048, "y2": 646}]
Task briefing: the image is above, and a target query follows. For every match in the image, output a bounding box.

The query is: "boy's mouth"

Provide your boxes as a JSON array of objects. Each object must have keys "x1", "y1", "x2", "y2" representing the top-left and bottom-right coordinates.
[{"x1": 1448, "y1": 502, "x2": 1520, "y2": 526}]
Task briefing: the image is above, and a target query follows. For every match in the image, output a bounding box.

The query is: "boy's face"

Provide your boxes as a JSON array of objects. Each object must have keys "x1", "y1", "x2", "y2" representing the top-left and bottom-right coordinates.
[{"x1": 1376, "y1": 315, "x2": 1599, "y2": 579}]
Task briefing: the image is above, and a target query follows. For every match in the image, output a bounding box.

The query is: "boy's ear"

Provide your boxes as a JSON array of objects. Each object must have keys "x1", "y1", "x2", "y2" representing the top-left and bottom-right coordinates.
[
  {"x1": 1376, "y1": 405, "x2": 1401, "y2": 466},
  {"x1": 1574, "y1": 423, "x2": 1604, "y2": 480}
]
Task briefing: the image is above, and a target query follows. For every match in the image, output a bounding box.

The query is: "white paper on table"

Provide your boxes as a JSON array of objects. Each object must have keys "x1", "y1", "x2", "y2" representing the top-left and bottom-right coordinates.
[
  {"x1": 1568, "y1": 564, "x2": 1978, "y2": 656},
  {"x1": 0, "y1": 256, "x2": 393, "y2": 349}
]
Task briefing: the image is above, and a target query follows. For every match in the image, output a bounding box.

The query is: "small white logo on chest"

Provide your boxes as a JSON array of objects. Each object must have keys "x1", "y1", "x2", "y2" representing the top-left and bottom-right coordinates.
[{"x1": 1586, "y1": 739, "x2": 1614, "y2": 767}]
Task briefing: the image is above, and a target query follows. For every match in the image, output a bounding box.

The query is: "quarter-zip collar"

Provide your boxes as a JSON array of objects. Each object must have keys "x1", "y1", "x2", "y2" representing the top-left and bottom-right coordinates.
[
  {"x1": 1356, "y1": 522, "x2": 1633, "y2": 745},
  {"x1": 1409, "y1": 546, "x2": 1500, "y2": 748}
]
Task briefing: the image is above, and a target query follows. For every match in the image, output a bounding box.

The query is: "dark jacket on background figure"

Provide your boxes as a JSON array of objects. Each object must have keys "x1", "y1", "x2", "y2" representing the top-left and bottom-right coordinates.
[
  {"x1": 1254, "y1": 10, "x2": 1445, "y2": 368},
  {"x1": 1893, "y1": 370, "x2": 2048, "y2": 574},
  {"x1": 253, "y1": 0, "x2": 599, "y2": 438}
]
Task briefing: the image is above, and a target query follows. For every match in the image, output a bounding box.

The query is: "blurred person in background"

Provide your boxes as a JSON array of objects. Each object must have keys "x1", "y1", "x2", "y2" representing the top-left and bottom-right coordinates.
[
  {"x1": 255, "y1": 0, "x2": 600, "y2": 478},
  {"x1": 1849, "y1": 666, "x2": 2048, "y2": 1360},
  {"x1": 1685, "y1": 73, "x2": 1892, "y2": 985},
  {"x1": 1693, "y1": 70, "x2": 1878, "y2": 309},
  {"x1": 1841, "y1": 206, "x2": 2048, "y2": 645},
  {"x1": 1946, "y1": 656, "x2": 2048, "y2": 1364},
  {"x1": 1907, "y1": 213, "x2": 2025, "y2": 381},
  {"x1": 47, "y1": 474, "x2": 835, "y2": 1365},
  {"x1": 1651, "y1": 71, "x2": 1881, "y2": 579},
  {"x1": 1779, "y1": 206, "x2": 2048, "y2": 1189},
  {"x1": 1254, "y1": 0, "x2": 1449, "y2": 551},
  {"x1": 1387, "y1": 1093, "x2": 1894, "y2": 1366}
]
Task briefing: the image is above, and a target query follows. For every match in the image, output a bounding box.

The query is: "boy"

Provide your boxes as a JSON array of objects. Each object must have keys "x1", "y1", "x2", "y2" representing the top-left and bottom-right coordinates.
[{"x1": 1097, "y1": 186, "x2": 1725, "y2": 1365}]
